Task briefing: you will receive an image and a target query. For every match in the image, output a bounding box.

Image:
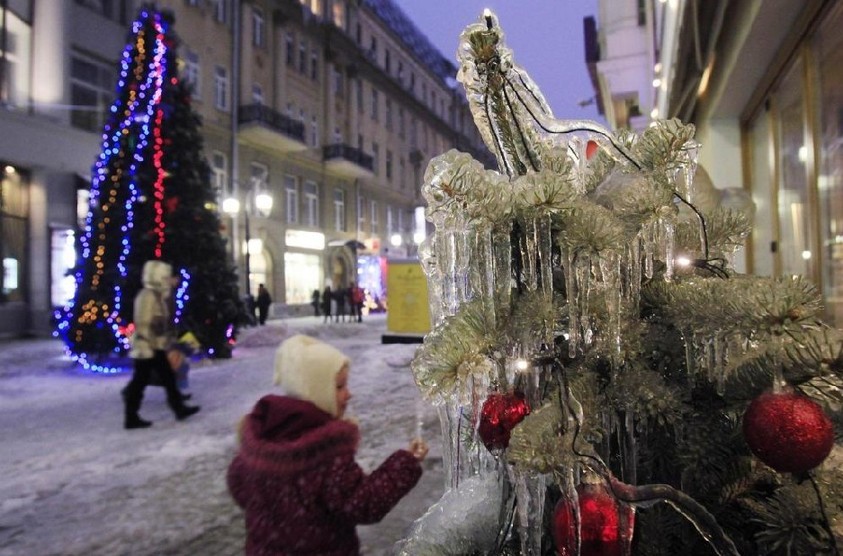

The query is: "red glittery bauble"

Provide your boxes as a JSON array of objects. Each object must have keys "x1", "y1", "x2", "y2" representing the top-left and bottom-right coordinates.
[
  {"x1": 743, "y1": 388, "x2": 834, "y2": 474},
  {"x1": 552, "y1": 482, "x2": 635, "y2": 556},
  {"x1": 477, "y1": 391, "x2": 530, "y2": 451}
]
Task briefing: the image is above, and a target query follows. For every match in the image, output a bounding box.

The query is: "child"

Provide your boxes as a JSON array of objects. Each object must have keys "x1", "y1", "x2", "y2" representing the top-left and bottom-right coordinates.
[{"x1": 227, "y1": 334, "x2": 428, "y2": 555}]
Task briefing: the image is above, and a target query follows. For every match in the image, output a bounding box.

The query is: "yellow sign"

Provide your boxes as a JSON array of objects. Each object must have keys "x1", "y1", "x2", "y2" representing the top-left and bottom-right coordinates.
[{"x1": 386, "y1": 261, "x2": 431, "y2": 334}]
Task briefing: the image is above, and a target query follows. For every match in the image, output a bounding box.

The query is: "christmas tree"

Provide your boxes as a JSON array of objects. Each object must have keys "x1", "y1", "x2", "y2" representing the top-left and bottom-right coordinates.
[
  {"x1": 398, "y1": 11, "x2": 842, "y2": 555},
  {"x1": 56, "y1": 5, "x2": 244, "y2": 368}
]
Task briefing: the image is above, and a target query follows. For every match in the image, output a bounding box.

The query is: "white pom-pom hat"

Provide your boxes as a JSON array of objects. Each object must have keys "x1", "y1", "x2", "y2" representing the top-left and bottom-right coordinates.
[{"x1": 273, "y1": 334, "x2": 350, "y2": 416}]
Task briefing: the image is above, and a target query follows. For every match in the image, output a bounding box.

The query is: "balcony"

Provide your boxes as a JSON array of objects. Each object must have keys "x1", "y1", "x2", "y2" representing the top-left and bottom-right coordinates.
[
  {"x1": 323, "y1": 143, "x2": 375, "y2": 179},
  {"x1": 238, "y1": 103, "x2": 307, "y2": 153}
]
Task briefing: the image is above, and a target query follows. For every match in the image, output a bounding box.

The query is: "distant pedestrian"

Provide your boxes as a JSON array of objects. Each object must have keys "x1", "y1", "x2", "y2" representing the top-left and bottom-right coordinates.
[
  {"x1": 321, "y1": 285, "x2": 332, "y2": 323},
  {"x1": 122, "y1": 260, "x2": 200, "y2": 429},
  {"x1": 349, "y1": 282, "x2": 365, "y2": 323},
  {"x1": 311, "y1": 289, "x2": 321, "y2": 317},
  {"x1": 256, "y1": 284, "x2": 272, "y2": 326},
  {"x1": 227, "y1": 334, "x2": 428, "y2": 555},
  {"x1": 334, "y1": 286, "x2": 347, "y2": 323}
]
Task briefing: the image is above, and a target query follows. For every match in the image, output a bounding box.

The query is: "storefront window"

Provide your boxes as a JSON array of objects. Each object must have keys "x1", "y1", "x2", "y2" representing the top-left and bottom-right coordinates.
[
  {"x1": 284, "y1": 252, "x2": 322, "y2": 304},
  {"x1": 747, "y1": 110, "x2": 775, "y2": 277},
  {"x1": 0, "y1": 165, "x2": 28, "y2": 302},
  {"x1": 814, "y1": 3, "x2": 843, "y2": 326},
  {"x1": 776, "y1": 58, "x2": 815, "y2": 280}
]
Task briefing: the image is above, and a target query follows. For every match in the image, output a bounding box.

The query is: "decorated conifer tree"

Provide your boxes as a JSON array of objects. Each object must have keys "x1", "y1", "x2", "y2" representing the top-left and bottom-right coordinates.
[
  {"x1": 398, "y1": 11, "x2": 842, "y2": 556},
  {"x1": 56, "y1": 5, "x2": 243, "y2": 368}
]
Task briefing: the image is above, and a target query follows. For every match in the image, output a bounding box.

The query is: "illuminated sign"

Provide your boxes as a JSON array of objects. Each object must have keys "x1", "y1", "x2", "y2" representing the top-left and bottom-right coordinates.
[{"x1": 285, "y1": 230, "x2": 325, "y2": 250}]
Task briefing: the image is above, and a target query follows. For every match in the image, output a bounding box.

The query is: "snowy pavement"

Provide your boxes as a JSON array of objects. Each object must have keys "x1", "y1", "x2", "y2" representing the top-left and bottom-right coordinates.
[{"x1": 0, "y1": 315, "x2": 444, "y2": 556}]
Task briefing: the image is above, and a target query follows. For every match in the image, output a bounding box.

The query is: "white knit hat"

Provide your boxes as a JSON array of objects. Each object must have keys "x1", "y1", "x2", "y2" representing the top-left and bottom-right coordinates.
[{"x1": 273, "y1": 334, "x2": 350, "y2": 416}]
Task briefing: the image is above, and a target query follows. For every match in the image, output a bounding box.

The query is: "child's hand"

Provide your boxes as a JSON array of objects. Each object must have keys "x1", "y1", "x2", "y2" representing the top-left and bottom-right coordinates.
[{"x1": 409, "y1": 438, "x2": 429, "y2": 461}]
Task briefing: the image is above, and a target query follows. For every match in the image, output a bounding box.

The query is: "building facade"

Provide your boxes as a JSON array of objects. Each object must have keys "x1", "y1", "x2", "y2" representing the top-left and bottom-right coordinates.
[
  {"x1": 0, "y1": 0, "x2": 491, "y2": 336},
  {"x1": 589, "y1": 0, "x2": 843, "y2": 327}
]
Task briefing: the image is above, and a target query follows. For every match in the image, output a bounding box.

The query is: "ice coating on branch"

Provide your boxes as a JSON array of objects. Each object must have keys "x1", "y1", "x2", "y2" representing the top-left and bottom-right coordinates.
[
  {"x1": 394, "y1": 472, "x2": 506, "y2": 555},
  {"x1": 455, "y1": 11, "x2": 639, "y2": 176}
]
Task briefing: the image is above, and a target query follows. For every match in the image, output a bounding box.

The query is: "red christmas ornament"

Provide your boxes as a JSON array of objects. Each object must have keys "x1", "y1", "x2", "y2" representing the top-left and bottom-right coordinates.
[
  {"x1": 477, "y1": 391, "x2": 530, "y2": 451},
  {"x1": 586, "y1": 140, "x2": 599, "y2": 160},
  {"x1": 553, "y1": 482, "x2": 635, "y2": 556},
  {"x1": 743, "y1": 388, "x2": 834, "y2": 474}
]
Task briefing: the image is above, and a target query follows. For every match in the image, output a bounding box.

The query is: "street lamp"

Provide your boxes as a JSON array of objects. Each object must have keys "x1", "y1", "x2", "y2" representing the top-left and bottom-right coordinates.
[{"x1": 223, "y1": 182, "x2": 273, "y2": 296}]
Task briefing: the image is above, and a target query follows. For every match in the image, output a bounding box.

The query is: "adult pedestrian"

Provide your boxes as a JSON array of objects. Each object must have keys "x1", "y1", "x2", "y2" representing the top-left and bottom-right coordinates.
[
  {"x1": 349, "y1": 282, "x2": 365, "y2": 323},
  {"x1": 256, "y1": 284, "x2": 272, "y2": 326},
  {"x1": 334, "y1": 285, "x2": 347, "y2": 323},
  {"x1": 122, "y1": 260, "x2": 200, "y2": 429},
  {"x1": 227, "y1": 334, "x2": 428, "y2": 555},
  {"x1": 311, "y1": 289, "x2": 321, "y2": 317},
  {"x1": 321, "y1": 285, "x2": 333, "y2": 323}
]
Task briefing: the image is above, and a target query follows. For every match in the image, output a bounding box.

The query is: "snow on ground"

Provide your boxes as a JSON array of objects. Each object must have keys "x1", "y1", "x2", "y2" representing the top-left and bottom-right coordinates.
[{"x1": 0, "y1": 315, "x2": 444, "y2": 555}]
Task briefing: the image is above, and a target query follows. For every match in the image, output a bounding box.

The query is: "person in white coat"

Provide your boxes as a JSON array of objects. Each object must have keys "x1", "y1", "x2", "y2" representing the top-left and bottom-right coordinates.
[{"x1": 122, "y1": 260, "x2": 200, "y2": 429}]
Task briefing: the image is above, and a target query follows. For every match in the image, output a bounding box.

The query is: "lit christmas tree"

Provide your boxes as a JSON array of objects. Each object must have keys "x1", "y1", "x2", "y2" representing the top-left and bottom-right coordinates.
[
  {"x1": 56, "y1": 6, "x2": 243, "y2": 368},
  {"x1": 398, "y1": 11, "x2": 842, "y2": 555}
]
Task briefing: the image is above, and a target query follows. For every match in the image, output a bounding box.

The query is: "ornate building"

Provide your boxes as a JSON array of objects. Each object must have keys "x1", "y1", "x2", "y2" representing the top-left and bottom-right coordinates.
[{"x1": 0, "y1": 0, "x2": 491, "y2": 335}]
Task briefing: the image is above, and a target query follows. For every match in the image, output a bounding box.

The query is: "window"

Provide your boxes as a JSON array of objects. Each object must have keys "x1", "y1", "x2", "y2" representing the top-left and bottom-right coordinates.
[
  {"x1": 386, "y1": 150, "x2": 393, "y2": 182},
  {"x1": 183, "y1": 49, "x2": 201, "y2": 98},
  {"x1": 357, "y1": 133, "x2": 364, "y2": 151},
  {"x1": 334, "y1": 188, "x2": 346, "y2": 231},
  {"x1": 285, "y1": 32, "x2": 295, "y2": 66},
  {"x1": 210, "y1": 151, "x2": 227, "y2": 197},
  {"x1": 385, "y1": 98, "x2": 392, "y2": 130},
  {"x1": 370, "y1": 200, "x2": 379, "y2": 234},
  {"x1": 284, "y1": 252, "x2": 323, "y2": 304},
  {"x1": 333, "y1": 67, "x2": 344, "y2": 95},
  {"x1": 0, "y1": 9, "x2": 31, "y2": 108},
  {"x1": 70, "y1": 52, "x2": 114, "y2": 132},
  {"x1": 250, "y1": 162, "x2": 268, "y2": 191},
  {"x1": 213, "y1": 0, "x2": 227, "y2": 23},
  {"x1": 371, "y1": 89, "x2": 378, "y2": 121},
  {"x1": 252, "y1": 7, "x2": 265, "y2": 47},
  {"x1": 385, "y1": 49, "x2": 391, "y2": 74},
  {"x1": 299, "y1": 40, "x2": 308, "y2": 74},
  {"x1": 386, "y1": 205, "x2": 394, "y2": 236},
  {"x1": 369, "y1": 36, "x2": 377, "y2": 60},
  {"x1": 357, "y1": 79, "x2": 364, "y2": 113},
  {"x1": 372, "y1": 142, "x2": 380, "y2": 175},
  {"x1": 332, "y1": 1, "x2": 345, "y2": 28},
  {"x1": 300, "y1": 109, "x2": 307, "y2": 142},
  {"x1": 214, "y1": 65, "x2": 229, "y2": 110},
  {"x1": 399, "y1": 158, "x2": 406, "y2": 189},
  {"x1": 398, "y1": 107, "x2": 405, "y2": 137},
  {"x1": 422, "y1": 82, "x2": 427, "y2": 105},
  {"x1": 304, "y1": 181, "x2": 319, "y2": 227},
  {"x1": 357, "y1": 194, "x2": 365, "y2": 229},
  {"x1": 409, "y1": 72, "x2": 415, "y2": 93},
  {"x1": 0, "y1": 167, "x2": 28, "y2": 302},
  {"x1": 356, "y1": 23, "x2": 362, "y2": 45},
  {"x1": 252, "y1": 83, "x2": 263, "y2": 104},
  {"x1": 285, "y1": 175, "x2": 299, "y2": 223},
  {"x1": 397, "y1": 61, "x2": 404, "y2": 84},
  {"x1": 311, "y1": 115, "x2": 318, "y2": 147},
  {"x1": 311, "y1": 48, "x2": 319, "y2": 80},
  {"x1": 333, "y1": 127, "x2": 342, "y2": 144}
]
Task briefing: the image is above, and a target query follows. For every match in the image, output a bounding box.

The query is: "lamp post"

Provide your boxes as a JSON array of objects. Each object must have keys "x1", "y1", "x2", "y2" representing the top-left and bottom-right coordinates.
[{"x1": 223, "y1": 183, "x2": 273, "y2": 296}]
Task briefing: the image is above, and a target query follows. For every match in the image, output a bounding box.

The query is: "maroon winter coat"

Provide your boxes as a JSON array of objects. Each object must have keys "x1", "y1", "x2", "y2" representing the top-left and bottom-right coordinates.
[{"x1": 227, "y1": 394, "x2": 422, "y2": 556}]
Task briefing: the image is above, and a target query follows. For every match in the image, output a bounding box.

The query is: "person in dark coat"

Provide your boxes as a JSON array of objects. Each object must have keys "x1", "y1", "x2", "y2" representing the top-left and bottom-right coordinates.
[
  {"x1": 311, "y1": 289, "x2": 321, "y2": 317},
  {"x1": 256, "y1": 284, "x2": 272, "y2": 325},
  {"x1": 321, "y1": 285, "x2": 333, "y2": 323},
  {"x1": 349, "y1": 282, "x2": 365, "y2": 323},
  {"x1": 227, "y1": 334, "x2": 428, "y2": 555},
  {"x1": 334, "y1": 286, "x2": 347, "y2": 323},
  {"x1": 123, "y1": 260, "x2": 200, "y2": 429}
]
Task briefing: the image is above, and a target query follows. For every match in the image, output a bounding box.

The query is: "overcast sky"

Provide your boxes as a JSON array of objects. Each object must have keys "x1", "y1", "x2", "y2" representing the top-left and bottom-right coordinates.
[{"x1": 391, "y1": 0, "x2": 604, "y2": 123}]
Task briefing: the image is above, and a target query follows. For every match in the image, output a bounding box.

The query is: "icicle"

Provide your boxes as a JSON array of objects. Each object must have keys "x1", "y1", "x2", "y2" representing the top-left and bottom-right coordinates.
[
  {"x1": 624, "y1": 410, "x2": 638, "y2": 485},
  {"x1": 492, "y1": 228, "x2": 512, "y2": 320},
  {"x1": 575, "y1": 258, "x2": 593, "y2": 347},
  {"x1": 565, "y1": 248, "x2": 579, "y2": 358},
  {"x1": 454, "y1": 228, "x2": 472, "y2": 304},
  {"x1": 438, "y1": 401, "x2": 461, "y2": 489},
  {"x1": 469, "y1": 225, "x2": 497, "y2": 326},
  {"x1": 713, "y1": 331, "x2": 726, "y2": 395},
  {"x1": 662, "y1": 218, "x2": 676, "y2": 281},
  {"x1": 599, "y1": 253, "x2": 623, "y2": 363},
  {"x1": 642, "y1": 224, "x2": 655, "y2": 280},
  {"x1": 520, "y1": 216, "x2": 539, "y2": 292},
  {"x1": 509, "y1": 467, "x2": 548, "y2": 555},
  {"x1": 418, "y1": 237, "x2": 447, "y2": 326}
]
